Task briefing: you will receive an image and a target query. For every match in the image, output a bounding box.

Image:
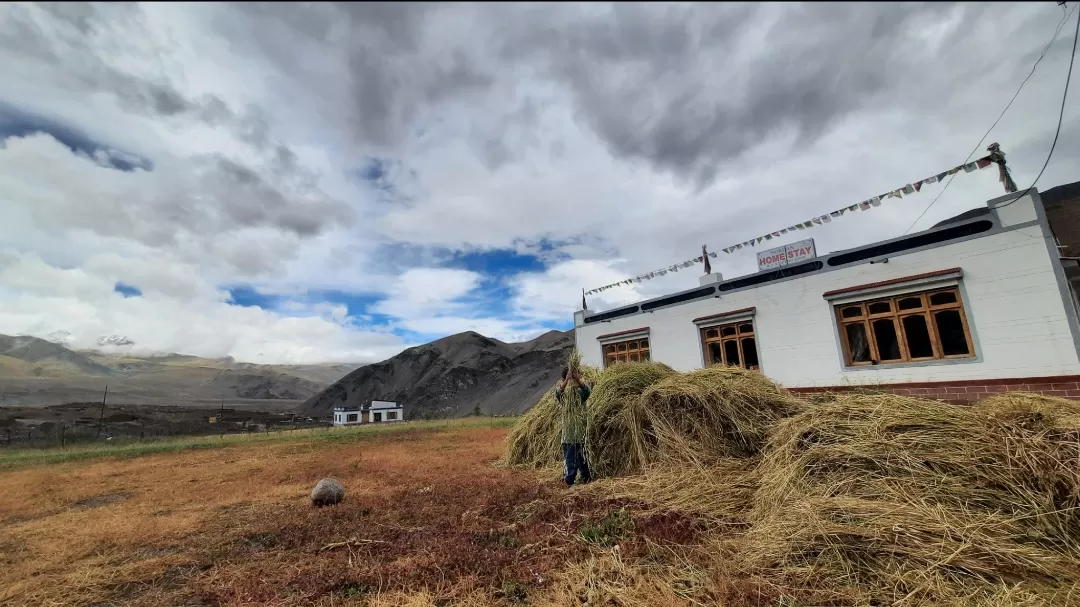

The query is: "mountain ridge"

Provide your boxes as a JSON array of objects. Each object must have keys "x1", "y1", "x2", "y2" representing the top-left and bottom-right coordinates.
[
  {"x1": 0, "y1": 333, "x2": 355, "y2": 406},
  {"x1": 301, "y1": 329, "x2": 574, "y2": 419}
]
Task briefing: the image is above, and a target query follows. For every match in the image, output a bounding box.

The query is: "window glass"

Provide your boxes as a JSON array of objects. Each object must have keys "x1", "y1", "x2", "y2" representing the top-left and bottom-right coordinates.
[
  {"x1": 723, "y1": 340, "x2": 741, "y2": 366},
  {"x1": 867, "y1": 301, "x2": 891, "y2": 315},
  {"x1": 707, "y1": 342, "x2": 723, "y2": 365},
  {"x1": 935, "y1": 310, "x2": 970, "y2": 355},
  {"x1": 897, "y1": 297, "x2": 923, "y2": 311},
  {"x1": 845, "y1": 323, "x2": 872, "y2": 363},
  {"x1": 871, "y1": 318, "x2": 902, "y2": 361},
  {"x1": 841, "y1": 306, "x2": 863, "y2": 319},
  {"x1": 741, "y1": 338, "x2": 759, "y2": 368},
  {"x1": 929, "y1": 291, "x2": 958, "y2": 306},
  {"x1": 902, "y1": 315, "x2": 935, "y2": 359}
]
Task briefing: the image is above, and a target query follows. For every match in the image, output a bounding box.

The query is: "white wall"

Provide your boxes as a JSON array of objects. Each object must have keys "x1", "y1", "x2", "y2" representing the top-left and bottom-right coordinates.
[
  {"x1": 576, "y1": 215, "x2": 1080, "y2": 387},
  {"x1": 333, "y1": 411, "x2": 363, "y2": 426}
]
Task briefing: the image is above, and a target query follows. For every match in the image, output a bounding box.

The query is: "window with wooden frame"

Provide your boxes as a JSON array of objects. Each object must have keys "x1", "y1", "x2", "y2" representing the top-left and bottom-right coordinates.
[
  {"x1": 601, "y1": 337, "x2": 651, "y2": 368},
  {"x1": 700, "y1": 321, "x2": 760, "y2": 370},
  {"x1": 835, "y1": 286, "x2": 974, "y2": 366}
]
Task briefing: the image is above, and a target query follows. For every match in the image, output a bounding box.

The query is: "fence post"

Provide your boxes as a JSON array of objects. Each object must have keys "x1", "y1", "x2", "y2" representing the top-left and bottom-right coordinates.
[
  {"x1": 60, "y1": 423, "x2": 66, "y2": 449},
  {"x1": 96, "y1": 385, "x2": 108, "y2": 440}
]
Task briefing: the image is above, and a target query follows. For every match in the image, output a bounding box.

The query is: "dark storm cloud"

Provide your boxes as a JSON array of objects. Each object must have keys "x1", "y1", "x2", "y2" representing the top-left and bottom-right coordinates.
[
  {"x1": 496, "y1": 2, "x2": 973, "y2": 187},
  {"x1": 216, "y1": 2, "x2": 1019, "y2": 186},
  {"x1": 1, "y1": 2, "x2": 275, "y2": 149},
  {"x1": 206, "y1": 156, "x2": 352, "y2": 237},
  {"x1": 2, "y1": 3, "x2": 357, "y2": 243},
  {"x1": 223, "y1": 2, "x2": 495, "y2": 148}
]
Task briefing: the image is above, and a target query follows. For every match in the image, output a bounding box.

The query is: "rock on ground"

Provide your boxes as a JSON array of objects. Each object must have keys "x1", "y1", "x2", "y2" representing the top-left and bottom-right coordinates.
[{"x1": 310, "y1": 477, "x2": 345, "y2": 507}]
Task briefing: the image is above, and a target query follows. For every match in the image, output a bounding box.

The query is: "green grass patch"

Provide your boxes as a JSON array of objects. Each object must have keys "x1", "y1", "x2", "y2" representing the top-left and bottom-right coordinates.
[
  {"x1": 0, "y1": 417, "x2": 519, "y2": 468},
  {"x1": 578, "y1": 508, "x2": 634, "y2": 547}
]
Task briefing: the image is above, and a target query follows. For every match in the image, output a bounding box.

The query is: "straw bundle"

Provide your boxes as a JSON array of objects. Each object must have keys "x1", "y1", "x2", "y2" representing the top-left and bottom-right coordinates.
[
  {"x1": 744, "y1": 496, "x2": 1080, "y2": 604},
  {"x1": 584, "y1": 361, "x2": 676, "y2": 476},
  {"x1": 598, "y1": 457, "x2": 758, "y2": 523},
  {"x1": 975, "y1": 393, "x2": 1080, "y2": 543},
  {"x1": 746, "y1": 392, "x2": 1080, "y2": 602},
  {"x1": 629, "y1": 365, "x2": 803, "y2": 468}
]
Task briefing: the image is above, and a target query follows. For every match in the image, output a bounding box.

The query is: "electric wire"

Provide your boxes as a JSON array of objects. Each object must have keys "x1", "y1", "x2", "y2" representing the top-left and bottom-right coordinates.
[{"x1": 903, "y1": 4, "x2": 1078, "y2": 233}]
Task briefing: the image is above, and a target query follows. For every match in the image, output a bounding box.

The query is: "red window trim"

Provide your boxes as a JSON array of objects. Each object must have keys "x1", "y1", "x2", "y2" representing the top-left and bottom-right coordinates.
[
  {"x1": 596, "y1": 327, "x2": 650, "y2": 341},
  {"x1": 692, "y1": 307, "x2": 756, "y2": 324},
  {"x1": 823, "y1": 268, "x2": 963, "y2": 298}
]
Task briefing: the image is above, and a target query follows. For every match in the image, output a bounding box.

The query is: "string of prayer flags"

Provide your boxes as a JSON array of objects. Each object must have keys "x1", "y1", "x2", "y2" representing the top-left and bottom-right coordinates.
[
  {"x1": 584, "y1": 146, "x2": 1010, "y2": 295},
  {"x1": 583, "y1": 250, "x2": 719, "y2": 295},
  {"x1": 718, "y1": 153, "x2": 999, "y2": 256}
]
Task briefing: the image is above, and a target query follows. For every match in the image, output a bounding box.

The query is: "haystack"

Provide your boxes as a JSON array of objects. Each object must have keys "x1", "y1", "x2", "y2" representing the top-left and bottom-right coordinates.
[
  {"x1": 628, "y1": 365, "x2": 803, "y2": 468},
  {"x1": 584, "y1": 361, "x2": 676, "y2": 476},
  {"x1": 746, "y1": 392, "x2": 1080, "y2": 602},
  {"x1": 506, "y1": 362, "x2": 800, "y2": 479}
]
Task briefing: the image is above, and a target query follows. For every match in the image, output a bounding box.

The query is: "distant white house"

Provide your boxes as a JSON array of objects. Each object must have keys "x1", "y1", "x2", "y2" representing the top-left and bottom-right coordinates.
[{"x1": 332, "y1": 401, "x2": 404, "y2": 426}]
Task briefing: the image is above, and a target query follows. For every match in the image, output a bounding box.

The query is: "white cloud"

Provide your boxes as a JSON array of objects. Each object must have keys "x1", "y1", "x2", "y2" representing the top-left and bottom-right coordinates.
[
  {"x1": 0, "y1": 249, "x2": 404, "y2": 364},
  {"x1": 1, "y1": 2, "x2": 1077, "y2": 364}
]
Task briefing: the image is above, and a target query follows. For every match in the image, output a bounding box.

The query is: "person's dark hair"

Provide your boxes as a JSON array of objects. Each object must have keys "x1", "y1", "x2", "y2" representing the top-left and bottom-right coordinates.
[{"x1": 561, "y1": 367, "x2": 569, "y2": 380}]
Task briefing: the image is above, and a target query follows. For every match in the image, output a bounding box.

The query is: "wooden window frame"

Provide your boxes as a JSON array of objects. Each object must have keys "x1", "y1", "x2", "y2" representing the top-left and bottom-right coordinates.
[
  {"x1": 699, "y1": 319, "x2": 760, "y2": 371},
  {"x1": 834, "y1": 286, "x2": 975, "y2": 367},
  {"x1": 601, "y1": 336, "x2": 651, "y2": 368}
]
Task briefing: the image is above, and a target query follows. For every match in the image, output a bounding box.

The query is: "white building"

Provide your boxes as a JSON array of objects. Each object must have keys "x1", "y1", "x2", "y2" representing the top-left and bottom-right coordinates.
[
  {"x1": 574, "y1": 187, "x2": 1080, "y2": 403},
  {"x1": 332, "y1": 401, "x2": 405, "y2": 426}
]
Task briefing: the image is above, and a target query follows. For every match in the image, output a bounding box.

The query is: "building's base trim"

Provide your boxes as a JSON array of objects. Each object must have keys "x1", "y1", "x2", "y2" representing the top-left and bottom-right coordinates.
[{"x1": 787, "y1": 374, "x2": 1080, "y2": 402}]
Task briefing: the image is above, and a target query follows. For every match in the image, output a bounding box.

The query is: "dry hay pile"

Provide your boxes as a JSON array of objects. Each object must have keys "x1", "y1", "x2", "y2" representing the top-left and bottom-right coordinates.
[
  {"x1": 505, "y1": 362, "x2": 800, "y2": 478},
  {"x1": 745, "y1": 392, "x2": 1080, "y2": 604},
  {"x1": 628, "y1": 366, "x2": 803, "y2": 467},
  {"x1": 584, "y1": 361, "x2": 676, "y2": 476},
  {"x1": 507, "y1": 362, "x2": 1080, "y2": 603}
]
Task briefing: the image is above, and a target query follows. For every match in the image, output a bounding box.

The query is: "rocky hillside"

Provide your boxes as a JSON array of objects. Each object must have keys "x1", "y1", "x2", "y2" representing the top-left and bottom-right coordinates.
[{"x1": 301, "y1": 330, "x2": 574, "y2": 419}]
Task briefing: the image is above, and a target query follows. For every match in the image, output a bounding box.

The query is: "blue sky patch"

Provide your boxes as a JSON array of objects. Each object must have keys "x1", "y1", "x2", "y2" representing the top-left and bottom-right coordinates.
[
  {"x1": 225, "y1": 285, "x2": 282, "y2": 309},
  {"x1": 443, "y1": 248, "x2": 546, "y2": 277},
  {"x1": 114, "y1": 282, "x2": 142, "y2": 298}
]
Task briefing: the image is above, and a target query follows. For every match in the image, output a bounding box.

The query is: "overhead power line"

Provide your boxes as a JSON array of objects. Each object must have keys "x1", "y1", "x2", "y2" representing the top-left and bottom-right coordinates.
[
  {"x1": 903, "y1": 4, "x2": 1078, "y2": 234},
  {"x1": 993, "y1": 5, "x2": 1079, "y2": 210}
]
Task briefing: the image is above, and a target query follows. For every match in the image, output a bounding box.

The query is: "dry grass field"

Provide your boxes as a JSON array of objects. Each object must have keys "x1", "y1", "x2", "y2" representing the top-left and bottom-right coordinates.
[{"x1": 0, "y1": 420, "x2": 718, "y2": 607}]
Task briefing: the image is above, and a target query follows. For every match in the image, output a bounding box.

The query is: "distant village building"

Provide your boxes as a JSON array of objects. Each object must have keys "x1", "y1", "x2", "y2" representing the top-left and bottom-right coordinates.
[
  {"x1": 575, "y1": 185, "x2": 1080, "y2": 403},
  {"x1": 333, "y1": 400, "x2": 404, "y2": 426}
]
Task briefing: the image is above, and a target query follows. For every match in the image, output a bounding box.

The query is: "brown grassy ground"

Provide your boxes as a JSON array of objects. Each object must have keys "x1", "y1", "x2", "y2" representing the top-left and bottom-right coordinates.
[{"x1": 0, "y1": 423, "x2": 713, "y2": 607}]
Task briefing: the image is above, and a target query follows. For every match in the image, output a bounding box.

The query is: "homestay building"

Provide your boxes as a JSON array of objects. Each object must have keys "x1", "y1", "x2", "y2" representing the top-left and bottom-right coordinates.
[
  {"x1": 332, "y1": 400, "x2": 404, "y2": 426},
  {"x1": 575, "y1": 184, "x2": 1080, "y2": 402}
]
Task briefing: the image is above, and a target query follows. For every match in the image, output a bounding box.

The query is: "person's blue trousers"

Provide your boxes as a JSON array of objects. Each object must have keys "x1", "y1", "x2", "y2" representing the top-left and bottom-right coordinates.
[{"x1": 562, "y1": 442, "x2": 591, "y2": 487}]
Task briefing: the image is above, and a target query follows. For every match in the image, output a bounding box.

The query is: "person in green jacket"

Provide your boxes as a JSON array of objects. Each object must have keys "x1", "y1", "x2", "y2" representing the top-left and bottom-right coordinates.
[{"x1": 554, "y1": 366, "x2": 591, "y2": 487}]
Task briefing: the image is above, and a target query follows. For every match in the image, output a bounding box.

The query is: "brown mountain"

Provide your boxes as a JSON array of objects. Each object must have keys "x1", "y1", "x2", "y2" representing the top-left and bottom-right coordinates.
[{"x1": 301, "y1": 329, "x2": 574, "y2": 419}]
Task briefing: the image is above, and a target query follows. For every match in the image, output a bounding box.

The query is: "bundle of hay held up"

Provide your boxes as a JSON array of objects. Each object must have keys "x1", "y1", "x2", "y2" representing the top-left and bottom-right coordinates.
[
  {"x1": 503, "y1": 349, "x2": 600, "y2": 470},
  {"x1": 745, "y1": 392, "x2": 1080, "y2": 603}
]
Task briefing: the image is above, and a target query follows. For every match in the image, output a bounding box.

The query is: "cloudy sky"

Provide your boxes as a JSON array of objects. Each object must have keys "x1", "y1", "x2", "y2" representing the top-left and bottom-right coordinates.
[{"x1": 1, "y1": 2, "x2": 1077, "y2": 365}]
